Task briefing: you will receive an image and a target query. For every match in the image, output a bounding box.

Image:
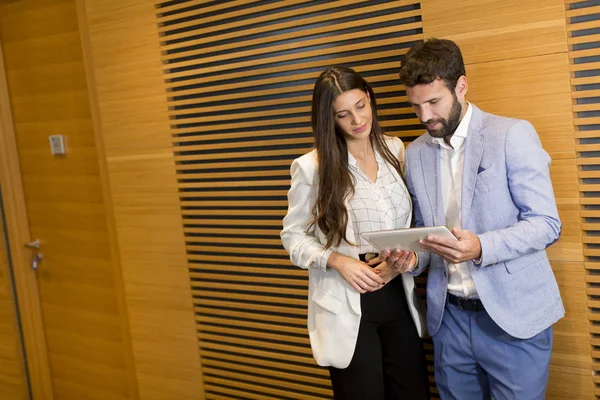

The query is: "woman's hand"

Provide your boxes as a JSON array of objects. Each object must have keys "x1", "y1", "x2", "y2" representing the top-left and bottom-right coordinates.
[
  {"x1": 328, "y1": 252, "x2": 385, "y2": 294},
  {"x1": 368, "y1": 249, "x2": 417, "y2": 274},
  {"x1": 370, "y1": 260, "x2": 399, "y2": 287}
]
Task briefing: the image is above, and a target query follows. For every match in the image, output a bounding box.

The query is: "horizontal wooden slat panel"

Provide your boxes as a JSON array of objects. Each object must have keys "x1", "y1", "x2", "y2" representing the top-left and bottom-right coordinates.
[
  {"x1": 178, "y1": 172, "x2": 291, "y2": 181},
  {"x1": 169, "y1": 92, "x2": 408, "y2": 117},
  {"x1": 192, "y1": 292, "x2": 307, "y2": 308},
  {"x1": 201, "y1": 359, "x2": 329, "y2": 386},
  {"x1": 199, "y1": 349, "x2": 329, "y2": 377},
  {"x1": 190, "y1": 272, "x2": 303, "y2": 286},
  {"x1": 158, "y1": 1, "x2": 424, "y2": 398},
  {"x1": 183, "y1": 222, "x2": 286, "y2": 231},
  {"x1": 156, "y1": 0, "x2": 262, "y2": 24},
  {"x1": 168, "y1": 70, "x2": 403, "y2": 100},
  {"x1": 199, "y1": 342, "x2": 315, "y2": 366},
  {"x1": 203, "y1": 375, "x2": 326, "y2": 400},
  {"x1": 573, "y1": 103, "x2": 600, "y2": 113},
  {"x1": 567, "y1": 19, "x2": 600, "y2": 32},
  {"x1": 568, "y1": 33, "x2": 600, "y2": 46},
  {"x1": 193, "y1": 281, "x2": 306, "y2": 296},
  {"x1": 194, "y1": 298, "x2": 306, "y2": 317},
  {"x1": 198, "y1": 332, "x2": 312, "y2": 356},
  {"x1": 164, "y1": 36, "x2": 417, "y2": 75},
  {"x1": 572, "y1": 89, "x2": 600, "y2": 99},
  {"x1": 568, "y1": 47, "x2": 600, "y2": 59},
  {"x1": 181, "y1": 200, "x2": 288, "y2": 207},
  {"x1": 186, "y1": 237, "x2": 285, "y2": 246},
  {"x1": 189, "y1": 254, "x2": 289, "y2": 265},
  {"x1": 178, "y1": 189, "x2": 289, "y2": 197},
  {"x1": 182, "y1": 219, "x2": 283, "y2": 227},
  {"x1": 172, "y1": 127, "x2": 311, "y2": 142},
  {"x1": 156, "y1": 0, "x2": 218, "y2": 15},
  {"x1": 571, "y1": 61, "x2": 600, "y2": 74},
  {"x1": 166, "y1": 49, "x2": 407, "y2": 92},
  {"x1": 570, "y1": 3, "x2": 600, "y2": 393},
  {"x1": 574, "y1": 117, "x2": 600, "y2": 126},
  {"x1": 162, "y1": 20, "x2": 421, "y2": 65},
  {"x1": 182, "y1": 209, "x2": 287, "y2": 217},
  {"x1": 176, "y1": 139, "x2": 313, "y2": 153},
  {"x1": 175, "y1": 159, "x2": 295, "y2": 170},
  {"x1": 160, "y1": 1, "x2": 409, "y2": 51},
  {"x1": 202, "y1": 367, "x2": 331, "y2": 396},
  {"x1": 572, "y1": 76, "x2": 600, "y2": 86},
  {"x1": 565, "y1": 5, "x2": 600, "y2": 17},
  {"x1": 158, "y1": 0, "x2": 333, "y2": 34},
  {"x1": 165, "y1": 13, "x2": 420, "y2": 63},
  {"x1": 195, "y1": 315, "x2": 306, "y2": 336}
]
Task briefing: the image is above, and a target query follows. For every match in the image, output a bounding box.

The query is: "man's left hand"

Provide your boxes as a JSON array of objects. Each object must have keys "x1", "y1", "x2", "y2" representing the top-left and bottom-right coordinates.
[{"x1": 420, "y1": 227, "x2": 481, "y2": 264}]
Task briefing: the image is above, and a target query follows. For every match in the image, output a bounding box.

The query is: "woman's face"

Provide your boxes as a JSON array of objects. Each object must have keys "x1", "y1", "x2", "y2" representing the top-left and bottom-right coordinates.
[{"x1": 331, "y1": 88, "x2": 373, "y2": 142}]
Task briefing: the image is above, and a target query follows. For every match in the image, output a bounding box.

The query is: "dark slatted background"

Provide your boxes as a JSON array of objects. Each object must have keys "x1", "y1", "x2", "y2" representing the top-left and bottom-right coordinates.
[
  {"x1": 566, "y1": 0, "x2": 600, "y2": 397},
  {"x1": 154, "y1": 1, "x2": 432, "y2": 398}
]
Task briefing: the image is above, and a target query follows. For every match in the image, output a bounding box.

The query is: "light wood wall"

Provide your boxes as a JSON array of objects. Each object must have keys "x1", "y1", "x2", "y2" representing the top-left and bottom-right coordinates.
[
  {"x1": 421, "y1": 0, "x2": 592, "y2": 398},
  {"x1": 0, "y1": 0, "x2": 593, "y2": 399},
  {"x1": 74, "y1": 0, "x2": 595, "y2": 399},
  {"x1": 76, "y1": 1, "x2": 205, "y2": 399},
  {"x1": 0, "y1": 203, "x2": 29, "y2": 399},
  {"x1": 0, "y1": 0, "x2": 138, "y2": 398}
]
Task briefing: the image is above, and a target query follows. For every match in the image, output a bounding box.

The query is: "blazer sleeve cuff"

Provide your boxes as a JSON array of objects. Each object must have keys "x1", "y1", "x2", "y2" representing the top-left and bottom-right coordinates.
[
  {"x1": 477, "y1": 232, "x2": 497, "y2": 267},
  {"x1": 313, "y1": 248, "x2": 334, "y2": 271}
]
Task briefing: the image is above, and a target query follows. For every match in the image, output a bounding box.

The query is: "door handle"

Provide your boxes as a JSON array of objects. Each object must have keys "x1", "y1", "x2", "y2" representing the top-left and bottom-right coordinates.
[
  {"x1": 24, "y1": 239, "x2": 40, "y2": 250},
  {"x1": 24, "y1": 239, "x2": 42, "y2": 270}
]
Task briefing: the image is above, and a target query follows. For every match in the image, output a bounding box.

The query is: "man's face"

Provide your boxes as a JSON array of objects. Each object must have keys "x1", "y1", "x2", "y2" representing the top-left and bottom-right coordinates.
[{"x1": 406, "y1": 78, "x2": 467, "y2": 139}]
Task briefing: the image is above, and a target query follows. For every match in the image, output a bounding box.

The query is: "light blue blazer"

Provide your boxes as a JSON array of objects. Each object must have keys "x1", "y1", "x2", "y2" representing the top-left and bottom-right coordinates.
[{"x1": 405, "y1": 104, "x2": 564, "y2": 339}]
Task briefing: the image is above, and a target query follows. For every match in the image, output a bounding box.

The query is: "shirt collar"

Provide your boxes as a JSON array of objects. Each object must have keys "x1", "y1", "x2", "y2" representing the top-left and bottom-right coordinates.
[
  {"x1": 432, "y1": 102, "x2": 473, "y2": 149},
  {"x1": 348, "y1": 149, "x2": 382, "y2": 167}
]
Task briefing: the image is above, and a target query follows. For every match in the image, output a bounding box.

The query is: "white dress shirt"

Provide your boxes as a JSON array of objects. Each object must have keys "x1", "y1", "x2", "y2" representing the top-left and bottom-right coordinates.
[
  {"x1": 315, "y1": 151, "x2": 412, "y2": 268},
  {"x1": 432, "y1": 103, "x2": 479, "y2": 298}
]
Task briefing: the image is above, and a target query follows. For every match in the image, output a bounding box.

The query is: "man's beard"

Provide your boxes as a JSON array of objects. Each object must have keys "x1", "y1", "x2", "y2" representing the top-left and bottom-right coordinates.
[{"x1": 423, "y1": 94, "x2": 462, "y2": 139}]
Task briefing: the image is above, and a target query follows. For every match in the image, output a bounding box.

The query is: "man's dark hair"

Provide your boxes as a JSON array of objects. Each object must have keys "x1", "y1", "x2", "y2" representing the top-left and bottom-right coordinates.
[{"x1": 399, "y1": 38, "x2": 466, "y2": 91}]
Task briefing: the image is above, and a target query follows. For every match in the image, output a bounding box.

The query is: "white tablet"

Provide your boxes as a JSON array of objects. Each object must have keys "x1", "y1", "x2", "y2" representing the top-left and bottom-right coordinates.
[{"x1": 361, "y1": 226, "x2": 456, "y2": 253}]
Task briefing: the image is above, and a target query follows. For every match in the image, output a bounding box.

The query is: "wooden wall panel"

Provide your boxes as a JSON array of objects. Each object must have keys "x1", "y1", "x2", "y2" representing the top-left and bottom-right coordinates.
[
  {"x1": 421, "y1": 0, "x2": 567, "y2": 64},
  {"x1": 60, "y1": 0, "x2": 594, "y2": 398},
  {"x1": 421, "y1": 0, "x2": 592, "y2": 397},
  {"x1": 0, "y1": 201, "x2": 29, "y2": 399},
  {"x1": 565, "y1": 1, "x2": 600, "y2": 397},
  {"x1": 465, "y1": 54, "x2": 582, "y2": 264},
  {"x1": 155, "y1": 1, "x2": 426, "y2": 398},
  {"x1": 0, "y1": 0, "x2": 137, "y2": 398},
  {"x1": 77, "y1": 0, "x2": 205, "y2": 399}
]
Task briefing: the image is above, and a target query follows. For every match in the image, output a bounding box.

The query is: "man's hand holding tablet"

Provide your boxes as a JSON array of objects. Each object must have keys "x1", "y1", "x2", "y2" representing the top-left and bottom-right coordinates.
[{"x1": 361, "y1": 226, "x2": 459, "y2": 273}]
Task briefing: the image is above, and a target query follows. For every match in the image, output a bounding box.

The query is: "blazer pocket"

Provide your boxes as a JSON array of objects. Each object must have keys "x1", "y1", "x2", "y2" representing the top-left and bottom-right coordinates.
[
  {"x1": 504, "y1": 251, "x2": 547, "y2": 274},
  {"x1": 476, "y1": 165, "x2": 497, "y2": 182},
  {"x1": 312, "y1": 287, "x2": 342, "y2": 314}
]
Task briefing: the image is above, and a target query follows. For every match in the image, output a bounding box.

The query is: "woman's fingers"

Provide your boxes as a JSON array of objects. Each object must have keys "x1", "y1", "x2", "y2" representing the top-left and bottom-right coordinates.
[{"x1": 352, "y1": 267, "x2": 384, "y2": 292}]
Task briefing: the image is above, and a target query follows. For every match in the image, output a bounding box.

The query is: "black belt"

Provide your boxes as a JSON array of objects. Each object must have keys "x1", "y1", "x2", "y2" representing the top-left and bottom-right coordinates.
[
  {"x1": 447, "y1": 293, "x2": 485, "y2": 312},
  {"x1": 358, "y1": 253, "x2": 379, "y2": 263}
]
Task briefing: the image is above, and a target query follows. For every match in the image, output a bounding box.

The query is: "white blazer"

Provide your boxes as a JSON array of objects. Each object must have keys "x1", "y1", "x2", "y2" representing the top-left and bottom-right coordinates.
[{"x1": 280, "y1": 136, "x2": 426, "y2": 369}]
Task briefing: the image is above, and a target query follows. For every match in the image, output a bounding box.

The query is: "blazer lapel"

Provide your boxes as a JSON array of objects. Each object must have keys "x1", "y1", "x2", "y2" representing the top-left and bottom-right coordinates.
[
  {"x1": 419, "y1": 142, "x2": 445, "y2": 227},
  {"x1": 461, "y1": 105, "x2": 486, "y2": 227},
  {"x1": 344, "y1": 199, "x2": 359, "y2": 259}
]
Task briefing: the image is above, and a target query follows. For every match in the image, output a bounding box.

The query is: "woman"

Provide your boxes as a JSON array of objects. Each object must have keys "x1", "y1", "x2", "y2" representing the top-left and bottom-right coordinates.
[{"x1": 280, "y1": 66, "x2": 429, "y2": 400}]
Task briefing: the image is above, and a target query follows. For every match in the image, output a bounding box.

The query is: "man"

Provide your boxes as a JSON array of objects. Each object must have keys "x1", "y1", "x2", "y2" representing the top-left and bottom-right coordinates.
[{"x1": 397, "y1": 38, "x2": 564, "y2": 399}]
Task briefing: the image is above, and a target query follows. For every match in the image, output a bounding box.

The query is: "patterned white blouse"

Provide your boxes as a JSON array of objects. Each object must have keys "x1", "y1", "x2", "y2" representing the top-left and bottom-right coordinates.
[{"x1": 315, "y1": 150, "x2": 412, "y2": 268}]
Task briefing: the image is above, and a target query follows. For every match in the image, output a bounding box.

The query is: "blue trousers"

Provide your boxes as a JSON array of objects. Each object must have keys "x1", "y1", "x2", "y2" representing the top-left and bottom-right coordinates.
[{"x1": 433, "y1": 302, "x2": 552, "y2": 400}]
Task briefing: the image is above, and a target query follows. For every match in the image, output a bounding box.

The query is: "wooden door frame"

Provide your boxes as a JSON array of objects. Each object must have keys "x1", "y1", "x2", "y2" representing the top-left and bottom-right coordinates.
[{"x1": 0, "y1": 40, "x2": 54, "y2": 399}]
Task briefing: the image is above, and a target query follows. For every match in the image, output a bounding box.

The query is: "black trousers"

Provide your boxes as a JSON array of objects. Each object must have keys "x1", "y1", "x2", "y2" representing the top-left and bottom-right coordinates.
[{"x1": 329, "y1": 276, "x2": 430, "y2": 400}]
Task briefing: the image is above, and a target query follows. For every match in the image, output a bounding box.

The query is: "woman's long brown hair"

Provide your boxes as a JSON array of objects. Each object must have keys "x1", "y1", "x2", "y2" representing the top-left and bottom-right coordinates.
[{"x1": 311, "y1": 66, "x2": 406, "y2": 249}]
